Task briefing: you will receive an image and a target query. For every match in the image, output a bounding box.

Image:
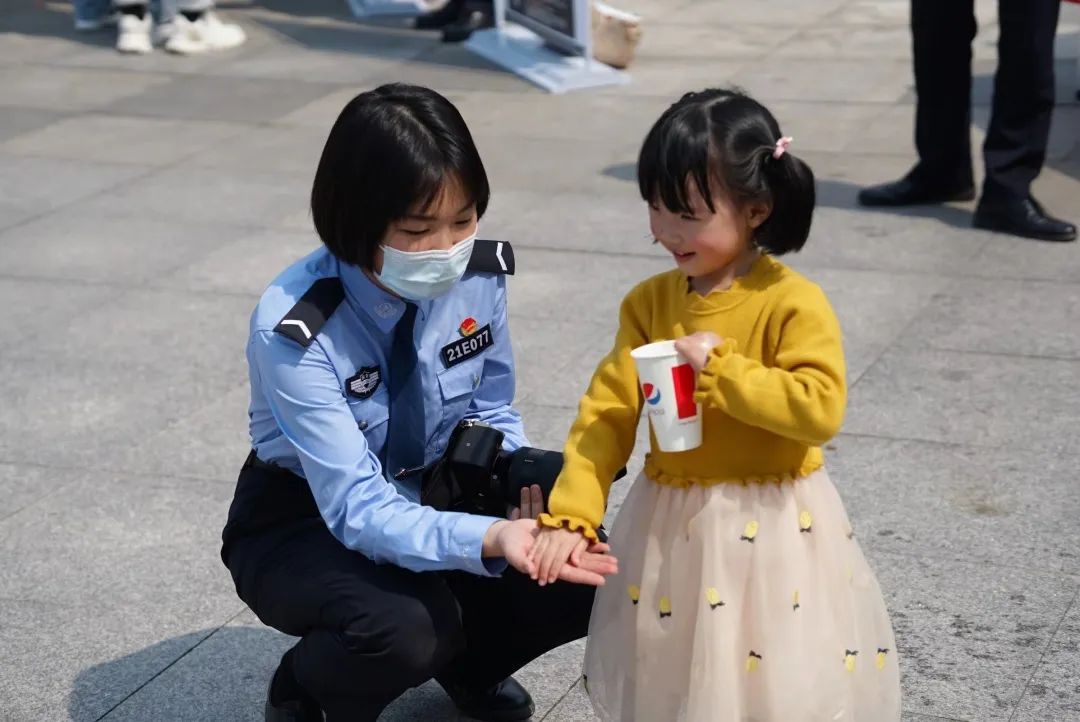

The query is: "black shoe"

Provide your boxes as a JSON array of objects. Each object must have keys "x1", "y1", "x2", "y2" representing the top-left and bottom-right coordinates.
[
  {"x1": 444, "y1": 676, "x2": 535, "y2": 721},
  {"x1": 441, "y1": 5, "x2": 493, "y2": 42},
  {"x1": 973, "y1": 195, "x2": 1077, "y2": 242},
  {"x1": 265, "y1": 687, "x2": 322, "y2": 722},
  {"x1": 265, "y1": 652, "x2": 322, "y2": 722},
  {"x1": 858, "y1": 175, "x2": 976, "y2": 207},
  {"x1": 414, "y1": 0, "x2": 465, "y2": 30}
]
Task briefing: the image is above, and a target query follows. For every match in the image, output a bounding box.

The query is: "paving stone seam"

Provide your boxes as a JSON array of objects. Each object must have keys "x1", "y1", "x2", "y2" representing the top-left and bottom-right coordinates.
[
  {"x1": 1006, "y1": 585, "x2": 1080, "y2": 722},
  {"x1": 0, "y1": 125, "x2": 270, "y2": 240},
  {"x1": 0, "y1": 457, "x2": 238, "y2": 528},
  {"x1": 849, "y1": 299, "x2": 928, "y2": 388},
  {"x1": 537, "y1": 674, "x2": 584, "y2": 721},
  {"x1": 0, "y1": 163, "x2": 163, "y2": 239},
  {"x1": 834, "y1": 430, "x2": 1080, "y2": 455},
  {"x1": 0, "y1": 477, "x2": 77, "y2": 526},
  {"x1": 865, "y1": 543, "x2": 1080, "y2": 579},
  {"x1": 93, "y1": 607, "x2": 249, "y2": 722},
  {"x1": 0, "y1": 112, "x2": 255, "y2": 166},
  {"x1": 0, "y1": 270, "x2": 263, "y2": 298},
  {"x1": 913, "y1": 345, "x2": 1080, "y2": 364},
  {"x1": 868, "y1": 547, "x2": 1080, "y2": 583}
]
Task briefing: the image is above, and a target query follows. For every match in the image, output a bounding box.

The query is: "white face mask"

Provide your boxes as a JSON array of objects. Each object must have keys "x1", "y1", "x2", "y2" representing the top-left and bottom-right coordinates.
[{"x1": 375, "y1": 234, "x2": 476, "y2": 301}]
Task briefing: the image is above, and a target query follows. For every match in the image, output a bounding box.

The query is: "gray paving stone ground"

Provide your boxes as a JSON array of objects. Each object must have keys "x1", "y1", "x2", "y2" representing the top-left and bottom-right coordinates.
[{"x1": 1, "y1": 0, "x2": 1078, "y2": 720}]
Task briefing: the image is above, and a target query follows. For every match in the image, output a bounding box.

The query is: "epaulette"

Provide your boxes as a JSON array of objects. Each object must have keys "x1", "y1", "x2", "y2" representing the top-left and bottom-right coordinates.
[
  {"x1": 467, "y1": 239, "x2": 515, "y2": 275},
  {"x1": 273, "y1": 277, "x2": 345, "y2": 347}
]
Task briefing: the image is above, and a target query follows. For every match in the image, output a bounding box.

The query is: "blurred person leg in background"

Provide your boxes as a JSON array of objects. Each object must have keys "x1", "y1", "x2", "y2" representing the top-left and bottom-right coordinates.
[
  {"x1": 413, "y1": 0, "x2": 493, "y2": 43},
  {"x1": 73, "y1": 0, "x2": 117, "y2": 31},
  {"x1": 858, "y1": 0, "x2": 1076, "y2": 242}
]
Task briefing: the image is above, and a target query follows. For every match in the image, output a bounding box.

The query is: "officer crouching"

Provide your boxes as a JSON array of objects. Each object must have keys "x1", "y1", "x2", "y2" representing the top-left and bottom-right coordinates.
[{"x1": 220, "y1": 83, "x2": 618, "y2": 722}]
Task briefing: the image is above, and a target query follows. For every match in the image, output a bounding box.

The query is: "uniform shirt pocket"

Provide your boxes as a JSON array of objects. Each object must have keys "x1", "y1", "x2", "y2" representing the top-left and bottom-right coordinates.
[{"x1": 438, "y1": 360, "x2": 482, "y2": 402}]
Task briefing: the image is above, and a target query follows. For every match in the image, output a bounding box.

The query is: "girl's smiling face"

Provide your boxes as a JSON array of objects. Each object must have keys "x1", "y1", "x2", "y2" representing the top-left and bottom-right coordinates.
[{"x1": 649, "y1": 181, "x2": 770, "y2": 288}]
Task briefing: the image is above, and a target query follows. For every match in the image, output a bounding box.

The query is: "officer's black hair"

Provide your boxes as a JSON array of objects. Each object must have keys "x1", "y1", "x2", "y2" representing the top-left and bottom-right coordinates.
[
  {"x1": 311, "y1": 83, "x2": 490, "y2": 269},
  {"x1": 637, "y1": 87, "x2": 815, "y2": 255}
]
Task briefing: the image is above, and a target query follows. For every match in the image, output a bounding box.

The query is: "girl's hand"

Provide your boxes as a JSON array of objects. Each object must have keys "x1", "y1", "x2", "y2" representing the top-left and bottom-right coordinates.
[
  {"x1": 674, "y1": 331, "x2": 724, "y2": 373},
  {"x1": 569, "y1": 541, "x2": 619, "y2": 584},
  {"x1": 528, "y1": 526, "x2": 589, "y2": 587},
  {"x1": 483, "y1": 520, "x2": 618, "y2": 586}
]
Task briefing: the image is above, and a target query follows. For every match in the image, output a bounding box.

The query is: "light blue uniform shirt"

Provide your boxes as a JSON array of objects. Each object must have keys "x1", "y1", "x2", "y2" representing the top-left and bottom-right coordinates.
[{"x1": 247, "y1": 247, "x2": 527, "y2": 576}]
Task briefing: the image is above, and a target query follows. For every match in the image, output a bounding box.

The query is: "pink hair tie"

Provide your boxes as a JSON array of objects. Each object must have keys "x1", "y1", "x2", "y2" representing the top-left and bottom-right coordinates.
[{"x1": 772, "y1": 136, "x2": 793, "y2": 160}]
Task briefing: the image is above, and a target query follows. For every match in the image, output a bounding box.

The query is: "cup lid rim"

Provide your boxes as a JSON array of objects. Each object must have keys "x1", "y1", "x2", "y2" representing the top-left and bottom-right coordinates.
[{"x1": 630, "y1": 339, "x2": 678, "y2": 360}]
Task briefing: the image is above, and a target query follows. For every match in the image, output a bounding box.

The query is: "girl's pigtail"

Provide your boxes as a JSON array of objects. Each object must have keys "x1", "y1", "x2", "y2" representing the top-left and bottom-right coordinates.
[{"x1": 756, "y1": 143, "x2": 815, "y2": 255}]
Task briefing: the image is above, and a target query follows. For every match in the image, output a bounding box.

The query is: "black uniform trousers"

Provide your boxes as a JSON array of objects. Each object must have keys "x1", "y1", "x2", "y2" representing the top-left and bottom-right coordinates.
[
  {"x1": 911, "y1": 0, "x2": 1062, "y2": 200},
  {"x1": 221, "y1": 454, "x2": 595, "y2": 722}
]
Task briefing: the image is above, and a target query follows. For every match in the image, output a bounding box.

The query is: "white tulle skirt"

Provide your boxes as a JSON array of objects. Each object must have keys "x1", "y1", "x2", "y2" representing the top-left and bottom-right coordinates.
[{"x1": 583, "y1": 469, "x2": 901, "y2": 722}]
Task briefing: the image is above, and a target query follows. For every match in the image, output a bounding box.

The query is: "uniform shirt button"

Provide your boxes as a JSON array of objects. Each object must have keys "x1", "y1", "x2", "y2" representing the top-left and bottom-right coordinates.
[{"x1": 358, "y1": 420, "x2": 369, "y2": 431}]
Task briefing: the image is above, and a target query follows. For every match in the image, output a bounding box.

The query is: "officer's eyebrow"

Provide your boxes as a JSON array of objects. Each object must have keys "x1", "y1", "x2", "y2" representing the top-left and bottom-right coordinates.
[{"x1": 404, "y1": 201, "x2": 475, "y2": 222}]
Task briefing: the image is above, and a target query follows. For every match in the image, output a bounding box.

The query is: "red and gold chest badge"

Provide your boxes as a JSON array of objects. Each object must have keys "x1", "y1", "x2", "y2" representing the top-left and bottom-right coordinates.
[
  {"x1": 443, "y1": 316, "x2": 493, "y2": 368},
  {"x1": 459, "y1": 317, "x2": 479, "y2": 337}
]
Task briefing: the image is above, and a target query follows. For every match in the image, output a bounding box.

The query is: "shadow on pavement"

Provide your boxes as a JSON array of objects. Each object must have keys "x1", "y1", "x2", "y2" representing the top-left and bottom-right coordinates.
[{"x1": 69, "y1": 626, "x2": 289, "y2": 722}]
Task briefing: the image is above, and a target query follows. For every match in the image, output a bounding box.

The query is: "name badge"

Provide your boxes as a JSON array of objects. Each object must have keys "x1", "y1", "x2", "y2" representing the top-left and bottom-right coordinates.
[{"x1": 441, "y1": 324, "x2": 493, "y2": 368}]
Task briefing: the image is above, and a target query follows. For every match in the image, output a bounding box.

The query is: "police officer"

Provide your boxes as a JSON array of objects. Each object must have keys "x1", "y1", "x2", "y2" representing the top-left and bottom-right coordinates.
[{"x1": 221, "y1": 84, "x2": 618, "y2": 722}]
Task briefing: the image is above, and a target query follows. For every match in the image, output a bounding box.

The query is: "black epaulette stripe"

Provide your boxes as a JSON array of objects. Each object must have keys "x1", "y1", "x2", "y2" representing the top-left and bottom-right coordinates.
[
  {"x1": 467, "y1": 239, "x2": 515, "y2": 275},
  {"x1": 273, "y1": 277, "x2": 346, "y2": 347}
]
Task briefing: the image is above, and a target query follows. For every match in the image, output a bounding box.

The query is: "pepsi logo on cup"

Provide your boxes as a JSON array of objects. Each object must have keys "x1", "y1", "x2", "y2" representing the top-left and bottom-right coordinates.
[{"x1": 643, "y1": 383, "x2": 662, "y2": 405}]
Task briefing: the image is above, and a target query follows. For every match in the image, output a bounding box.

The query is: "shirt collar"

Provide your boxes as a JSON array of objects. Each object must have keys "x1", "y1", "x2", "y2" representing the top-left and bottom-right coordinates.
[{"x1": 337, "y1": 259, "x2": 409, "y2": 334}]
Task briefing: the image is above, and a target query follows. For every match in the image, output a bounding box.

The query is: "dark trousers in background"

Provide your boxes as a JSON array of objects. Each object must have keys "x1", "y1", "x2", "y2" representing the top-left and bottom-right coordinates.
[
  {"x1": 222, "y1": 458, "x2": 595, "y2": 722},
  {"x1": 911, "y1": 0, "x2": 1062, "y2": 199}
]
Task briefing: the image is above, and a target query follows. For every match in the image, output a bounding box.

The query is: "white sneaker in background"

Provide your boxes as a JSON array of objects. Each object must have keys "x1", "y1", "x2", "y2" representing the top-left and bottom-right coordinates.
[
  {"x1": 164, "y1": 12, "x2": 246, "y2": 55},
  {"x1": 116, "y1": 13, "x2": 153, "y2": 54}
]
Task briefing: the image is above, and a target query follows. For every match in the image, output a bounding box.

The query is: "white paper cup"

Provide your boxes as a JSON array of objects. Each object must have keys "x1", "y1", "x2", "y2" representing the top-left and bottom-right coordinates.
[{"x1": 630, "y1": 340, "x2": 703, "y2": 452}]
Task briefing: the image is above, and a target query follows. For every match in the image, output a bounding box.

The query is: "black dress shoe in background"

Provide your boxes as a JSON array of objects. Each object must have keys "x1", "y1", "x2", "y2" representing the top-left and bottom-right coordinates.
[
  {"x1": 858, "y1": 173, "x2": 976, "y2": 207},
  {"x1": 974, "y1": 195, "x2": 1077, "y2": 242},
  {"x1": 441, "y1": 2, "x2": 493, "y2": 42},
  {"x1": 414, "y1": 0, "x2": 465, "y2": 30},
  {"x1": 264, "y1": 682, "x2": 322, "y2": 722},
  {"x1": 443, "y1": 676, "x2": 535, "y2": 721}
]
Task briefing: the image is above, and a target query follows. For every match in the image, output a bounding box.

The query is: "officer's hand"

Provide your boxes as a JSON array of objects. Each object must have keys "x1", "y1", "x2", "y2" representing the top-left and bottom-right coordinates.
[
  {"x1": 529, "y1": 526, "x2": 589, "y2": 587},
  {"x1": 484, "y1": 519, "x2": 539, "y2": 577},
  {"x1": 507, "y1": 484, "x2": 544, "y2": 520}
]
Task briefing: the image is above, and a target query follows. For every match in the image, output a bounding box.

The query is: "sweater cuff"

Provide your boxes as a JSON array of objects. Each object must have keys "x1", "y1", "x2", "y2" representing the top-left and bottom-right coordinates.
[
  {"x1": 693, "y1": 338, "x2": 739, "y2": 405},
  {"x1": 537, "y1": 513, "x2": 600, "y2": 543}
]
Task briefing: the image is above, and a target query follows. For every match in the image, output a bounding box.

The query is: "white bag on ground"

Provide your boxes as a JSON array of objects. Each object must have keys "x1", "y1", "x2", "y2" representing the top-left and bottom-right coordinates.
[{"x1": 592, "y1": 2, "x2": 642, "y2": 69}]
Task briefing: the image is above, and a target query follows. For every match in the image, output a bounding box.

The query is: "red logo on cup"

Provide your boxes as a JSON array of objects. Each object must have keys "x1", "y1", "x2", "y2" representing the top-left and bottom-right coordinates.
[{"x1": 671, "y1": 363, "x2": 697, "y2": 419}]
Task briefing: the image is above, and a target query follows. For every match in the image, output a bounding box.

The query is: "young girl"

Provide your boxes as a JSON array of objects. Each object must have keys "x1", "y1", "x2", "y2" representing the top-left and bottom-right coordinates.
[{"x1": 531, "y1": 88, "x2": 902, "y2": 721}]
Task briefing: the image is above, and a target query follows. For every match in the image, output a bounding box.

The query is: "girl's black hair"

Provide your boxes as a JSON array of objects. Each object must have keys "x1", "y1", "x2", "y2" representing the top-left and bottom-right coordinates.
[
  {"x1": 637, "y1": 88, "x2": 815, "y2": 255},
  {"x1": 311, "y1": 83, "x2": 490, "y2": 269}
]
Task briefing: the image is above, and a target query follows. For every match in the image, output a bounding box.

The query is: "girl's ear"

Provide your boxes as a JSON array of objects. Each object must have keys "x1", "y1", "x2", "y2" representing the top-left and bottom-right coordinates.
[{"x1": 745, "y1": 200, "x2": 773, "y2": 230}]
